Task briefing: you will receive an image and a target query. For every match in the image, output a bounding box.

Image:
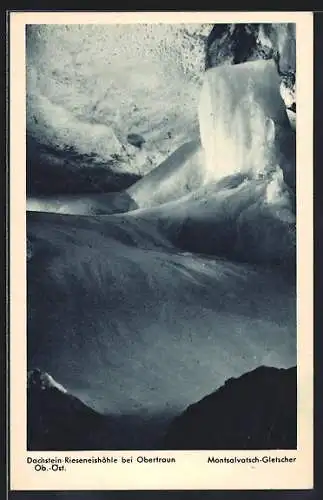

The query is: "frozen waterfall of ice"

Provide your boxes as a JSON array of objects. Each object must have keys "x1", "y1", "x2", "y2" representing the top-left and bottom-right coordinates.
[{"x1": 198, "y1": 59, "x2": 294, "y2": 186}]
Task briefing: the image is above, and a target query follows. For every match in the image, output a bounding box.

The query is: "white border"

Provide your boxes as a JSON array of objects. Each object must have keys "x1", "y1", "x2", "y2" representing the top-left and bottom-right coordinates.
[{"x1": 10, "y1": 11, "x2": 313, "y2": 490}]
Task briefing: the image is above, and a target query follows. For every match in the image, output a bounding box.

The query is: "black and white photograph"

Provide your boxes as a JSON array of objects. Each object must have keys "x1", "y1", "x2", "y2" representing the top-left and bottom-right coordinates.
[
  {"x1": 7, "y1": 8, "x2": 316, "y2": 491},
  {"x1": 24, "y1": 20, "x2": 299, "y2": 452}
]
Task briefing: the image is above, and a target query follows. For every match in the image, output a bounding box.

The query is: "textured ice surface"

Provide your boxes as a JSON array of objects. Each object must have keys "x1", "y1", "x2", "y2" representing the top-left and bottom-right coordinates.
[{"x1": 26, "y1": 24, "x2": 212, "y2": 176}]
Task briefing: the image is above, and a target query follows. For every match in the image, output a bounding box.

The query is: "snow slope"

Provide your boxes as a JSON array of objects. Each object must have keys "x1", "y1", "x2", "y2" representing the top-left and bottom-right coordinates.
[
  {"x1": 127, "y1": 173, "x2": 295, "y2": 267},
  {"x1": 28, "y1": 208, "x2": 295, "y2": 420}
]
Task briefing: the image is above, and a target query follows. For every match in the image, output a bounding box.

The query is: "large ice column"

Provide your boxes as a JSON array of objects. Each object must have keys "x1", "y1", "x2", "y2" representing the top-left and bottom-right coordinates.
[{"x1": 198, "y1": 59, "x2": 295, "y2": 185}]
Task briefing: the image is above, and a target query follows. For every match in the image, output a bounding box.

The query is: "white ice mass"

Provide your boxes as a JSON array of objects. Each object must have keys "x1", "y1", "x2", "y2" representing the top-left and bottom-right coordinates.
[{"x1": 199, "y1": 59, "x2": 294, "y2": 184}]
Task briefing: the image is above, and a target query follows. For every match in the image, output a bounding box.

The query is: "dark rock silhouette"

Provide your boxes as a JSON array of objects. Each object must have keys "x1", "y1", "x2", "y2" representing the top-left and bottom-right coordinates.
[
  {"x1": 27, "y1": 364, "x2": 296, "y2": 451},
  {"x1": 162, "y1": 366, "x2": 297, "y2": 450},
  {"x1": 27, "y1": 369, "x2": 170, "y2": 450},
  {"x1": 206, "y1": 24, "x2": 296, "y2": 111},
  {"x1": 206, "y1": 24, "x2": 265, "y2": 68},
  {"x1": 206, "y1": 23, "x2": 295, "y2": 73},
  {"x1": 27, "y1": 369, "x2": 114, "y2": 450}
]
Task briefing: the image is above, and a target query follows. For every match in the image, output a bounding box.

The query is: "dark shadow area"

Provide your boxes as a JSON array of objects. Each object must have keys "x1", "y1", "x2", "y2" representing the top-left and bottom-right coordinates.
[
  {"x1": 27, "y1": 369, "x2": 171, "y2": 451},
  {"x1": 206, "y1": 23, "x2": 295, "y2": 83},
  {"x1": 163, "y1": 366, "x2": 297, "y2": 450},
  {"x1": 27, "y1": 134, "x2": 140, "y2": 196},
  {"x1": 27, "y1": 366, "x2": 296, "y2": 451},
  {"x1": 206, "y1": 24, "x2": 266, "y2": 69},
  {"x1": 172, "y1": 217, "x2": 296, "y2": 278}
]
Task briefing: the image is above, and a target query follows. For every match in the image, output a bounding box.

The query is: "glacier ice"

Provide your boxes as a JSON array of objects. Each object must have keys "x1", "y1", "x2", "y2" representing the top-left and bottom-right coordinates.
[{"x1": 198, "y1": 59, "x2": 295, "y2": 186}]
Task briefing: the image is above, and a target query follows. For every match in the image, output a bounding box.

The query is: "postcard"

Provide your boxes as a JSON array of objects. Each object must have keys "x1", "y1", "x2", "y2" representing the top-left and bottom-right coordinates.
[{"x1": 9, "y1": 10, "x2": 313, "y2": 490}]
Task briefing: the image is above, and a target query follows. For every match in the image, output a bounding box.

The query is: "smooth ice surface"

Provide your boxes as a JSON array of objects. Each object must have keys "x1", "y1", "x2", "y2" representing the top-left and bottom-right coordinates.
[
  {"x1": 127, "y1": 139, "x2": 203, "y2": 208},
  {"x1": 28, "y1": 211, "x2": 296, "y2": 421},
  {"x1": 199, "y1": 60, "x2": 294, "y2": 184}
]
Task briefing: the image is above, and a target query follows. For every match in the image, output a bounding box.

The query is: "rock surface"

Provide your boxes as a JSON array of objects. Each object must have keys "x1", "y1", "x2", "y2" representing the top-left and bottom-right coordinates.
[
  {"x1": 163, "y1": 365, "x2": 297, "y2": 449},
  {"x1": 27, "y1": 369, "x2": 113, "y2": 450}
]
